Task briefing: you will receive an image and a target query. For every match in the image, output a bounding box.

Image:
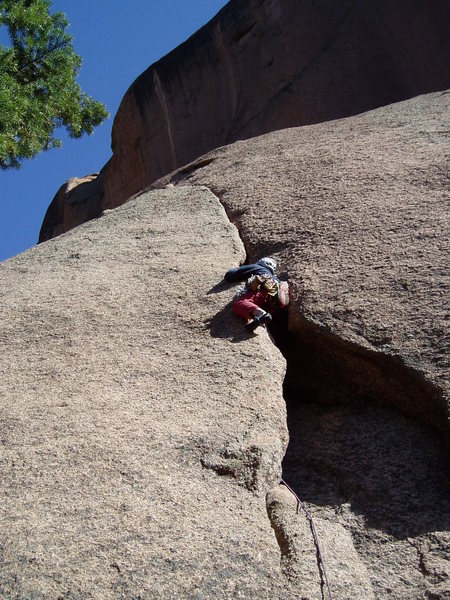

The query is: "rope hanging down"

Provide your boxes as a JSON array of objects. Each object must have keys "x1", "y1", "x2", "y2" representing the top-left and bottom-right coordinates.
[{"x1": 280, "y1": 478, "x2": 333, "y2": 600}]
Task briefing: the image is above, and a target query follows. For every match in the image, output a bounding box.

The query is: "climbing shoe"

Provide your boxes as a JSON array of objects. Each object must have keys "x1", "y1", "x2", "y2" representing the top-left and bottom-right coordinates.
[{"x1": 245, "y1": 312, "x2": 272, "y2": 332}]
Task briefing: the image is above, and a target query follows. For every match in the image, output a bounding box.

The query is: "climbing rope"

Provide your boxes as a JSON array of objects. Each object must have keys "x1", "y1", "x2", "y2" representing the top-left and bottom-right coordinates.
[{"x1": 280, "y1": 478, "x2": 333, "y2": 600}]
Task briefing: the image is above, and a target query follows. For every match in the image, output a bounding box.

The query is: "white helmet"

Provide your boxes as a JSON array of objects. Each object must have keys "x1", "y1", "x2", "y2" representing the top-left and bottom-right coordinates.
[{"x1": 259, "y1": 257, "x2": 277, "y2": 272}]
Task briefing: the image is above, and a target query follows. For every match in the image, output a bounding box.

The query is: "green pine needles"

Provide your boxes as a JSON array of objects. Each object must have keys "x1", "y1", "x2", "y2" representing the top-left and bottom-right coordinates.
[{"x1": 0, "y1": 0, "x2": 108, "y2": 169}]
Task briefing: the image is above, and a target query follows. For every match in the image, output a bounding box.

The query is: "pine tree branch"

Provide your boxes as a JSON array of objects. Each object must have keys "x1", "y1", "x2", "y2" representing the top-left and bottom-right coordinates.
[{"x1": 15, "y1": 37, "x2": 70, "y2": 76}]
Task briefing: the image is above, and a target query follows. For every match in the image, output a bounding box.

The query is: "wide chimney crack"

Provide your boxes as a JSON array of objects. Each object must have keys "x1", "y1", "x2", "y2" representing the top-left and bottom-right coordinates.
[{"x1": 203, "y1": 184, "x2": 450, "y2": 599}]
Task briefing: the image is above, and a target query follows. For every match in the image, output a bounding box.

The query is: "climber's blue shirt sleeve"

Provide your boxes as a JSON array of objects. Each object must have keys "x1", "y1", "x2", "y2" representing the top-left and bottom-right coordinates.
[{"x1": 224, "y1": 263, "x2": 275, "y2": 282}]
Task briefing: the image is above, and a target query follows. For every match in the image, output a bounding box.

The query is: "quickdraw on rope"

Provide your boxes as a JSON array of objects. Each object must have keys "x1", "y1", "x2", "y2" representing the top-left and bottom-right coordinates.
[{"x1": 280, "y1": 478, "x2": 333, "y2": 600}]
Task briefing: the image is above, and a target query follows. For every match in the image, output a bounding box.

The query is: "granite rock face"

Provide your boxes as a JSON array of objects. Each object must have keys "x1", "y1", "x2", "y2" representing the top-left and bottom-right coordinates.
[
  {"x1": 15, "y1": 0, "x2": 450, "y2": 594},
  {"x1": 6, "y1": 184, "x2": 448, "y2": 600},
  {"x1": 3, "y1": 98, "x2": 449, "y2": 598},
  {"x1": 39, "y1": 0, "x2": 450, "y2": 241},
  {"x1": 1, "y1": 187, "x2": 293, "y2": 598},
  {"x1": 157, "y1": 91, "x2": 450, "y2": 436},
  {"x1": 151, "y1": 91, "x2": 450, "y2": 598}
]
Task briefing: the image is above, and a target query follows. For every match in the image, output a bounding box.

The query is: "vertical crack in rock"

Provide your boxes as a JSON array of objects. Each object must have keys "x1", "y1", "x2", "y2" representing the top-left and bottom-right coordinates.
[
  {"x1": 209, "y1": 186, "x2": 450, "y2": 600},
  {"x1": 153, "y1": 69, "x2": 177, "y2": 170},
  {"x1": 1, "y1": 185, "x2": 296, "y2": 599}
]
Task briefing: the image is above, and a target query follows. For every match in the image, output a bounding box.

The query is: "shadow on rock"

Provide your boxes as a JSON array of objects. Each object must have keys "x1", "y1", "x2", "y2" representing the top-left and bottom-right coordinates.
[
  {"x1": 206, "y1": 280, "x2": 234, "y2": 295},
  {"x1": 205, "y1": 300, "x2": 254, "y2": 343},
  {"x1": 282, "y1": 401, "x2": 450, "y2": 539}
]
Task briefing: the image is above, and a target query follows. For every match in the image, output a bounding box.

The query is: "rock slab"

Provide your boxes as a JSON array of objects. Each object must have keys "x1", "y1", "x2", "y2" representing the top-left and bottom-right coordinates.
[
  {"x1": 3, "y1": 95, "x2": 449, "y2": 598},
  {"x1": 1, "y1": 187, "x2": 291, "y2": 598}
]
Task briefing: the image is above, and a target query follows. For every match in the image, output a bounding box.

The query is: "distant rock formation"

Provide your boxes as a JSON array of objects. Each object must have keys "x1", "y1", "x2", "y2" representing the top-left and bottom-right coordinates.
[
  {"x1": 39, "y1": 173, "x2": 104, "y2": 242},
  {"x1": 39, "y1": 0, "x2": 450, "y2": 242}
]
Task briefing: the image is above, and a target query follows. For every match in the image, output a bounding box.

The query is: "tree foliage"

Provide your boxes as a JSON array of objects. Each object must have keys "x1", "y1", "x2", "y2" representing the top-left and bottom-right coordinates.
[{"x1": 0, "y1": 0, "x2": 108, "y2": 169}]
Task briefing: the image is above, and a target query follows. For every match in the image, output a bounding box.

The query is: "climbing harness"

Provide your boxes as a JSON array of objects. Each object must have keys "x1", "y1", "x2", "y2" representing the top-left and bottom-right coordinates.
[{"x1": 280, "y1": 478, "x2": 333, "y2": 600}]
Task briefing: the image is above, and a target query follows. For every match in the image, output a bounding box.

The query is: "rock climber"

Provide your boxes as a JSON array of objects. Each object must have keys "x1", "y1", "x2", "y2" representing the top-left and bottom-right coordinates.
[{"x1": 224, "y1": 257, "x2": 289, "y2": 332}]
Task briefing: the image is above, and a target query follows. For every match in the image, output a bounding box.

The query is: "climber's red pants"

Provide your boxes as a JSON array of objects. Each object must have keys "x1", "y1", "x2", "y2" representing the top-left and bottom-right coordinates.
[{"x1": 232, "y1": 290, "x2": 269, "y2": 320}]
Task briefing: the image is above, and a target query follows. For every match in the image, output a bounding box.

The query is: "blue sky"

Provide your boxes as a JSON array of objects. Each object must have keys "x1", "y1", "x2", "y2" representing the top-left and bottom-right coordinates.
[{"x1": 0, "y1": 0, "x2": 229, "y2": 262}]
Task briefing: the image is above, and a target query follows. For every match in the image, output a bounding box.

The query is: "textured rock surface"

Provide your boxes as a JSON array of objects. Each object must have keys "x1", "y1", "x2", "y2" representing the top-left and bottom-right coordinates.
[
  {"x1": 267, "y1": 486, "x2": 375, "y2": 600},
  {"x1": 26, "y1": 89, "x2": 450, "y2": 598},
  {"x1": 1, "y1": 187, "x2": 294, "y2": 598},
  {"x1": 280, "y1": 402, "x2": 450, "y2": 599},
  {"x1": 39, "y1": 0, "x2": 450, "y2": 241},
  {"x1": 156, "y1": 91, "x2": 450, "y2": 436},
  {"x1": 150, "y1": 91, "x2": 450, "y2": 598},
  {"x1": 3, "y1": 101, "x2": 450, "y2": 598},
  {"x1": 14, "y1": 1, "x2": 450, "y2": 591}
]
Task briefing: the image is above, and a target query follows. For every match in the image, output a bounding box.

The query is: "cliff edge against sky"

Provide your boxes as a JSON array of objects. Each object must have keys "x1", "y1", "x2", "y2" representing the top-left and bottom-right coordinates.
[{"x1": 39, "y1": 0, "x2": 450, "y2": 242}]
